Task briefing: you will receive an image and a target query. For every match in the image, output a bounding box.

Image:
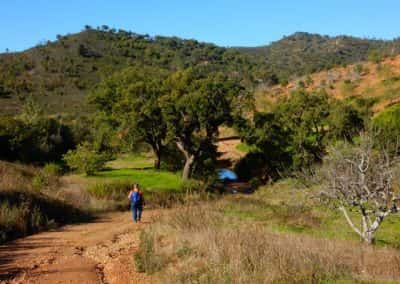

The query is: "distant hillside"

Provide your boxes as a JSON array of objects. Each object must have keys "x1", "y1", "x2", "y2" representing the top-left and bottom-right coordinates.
[
  {"x1": 0, "y1": 27, "x2": 257, "y2": 115},
  {"x1": 2, "y1": 29, "x2": 400, "y2": 115},
  {"x1": 255, "y1": 54, "x2": 400, "y2": 114},
  {"x1": 238, "y1": 32, "x2": 400, "y2": 81}
]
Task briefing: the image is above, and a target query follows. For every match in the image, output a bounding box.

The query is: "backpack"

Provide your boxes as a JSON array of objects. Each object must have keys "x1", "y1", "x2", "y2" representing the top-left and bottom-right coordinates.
[{"x1": 130, "y1": 191, "x2": 143, "y2": 205}]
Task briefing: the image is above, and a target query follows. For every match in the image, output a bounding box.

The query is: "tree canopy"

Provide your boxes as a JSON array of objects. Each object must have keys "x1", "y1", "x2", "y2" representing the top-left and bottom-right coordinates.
[
  {"x1": 88, "y1": 66, "x2": 169, "y2": 168},
  {"x1": 239, "y1": 91, "x2": 365, "y2": 180},
  {"x1": 162, "y1": 67, "x2": 247, "y2": 179}
]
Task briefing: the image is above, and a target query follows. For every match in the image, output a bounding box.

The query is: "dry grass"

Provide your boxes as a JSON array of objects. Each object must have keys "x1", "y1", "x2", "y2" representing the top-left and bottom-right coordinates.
[
  {"x1": 0, "y1": 161, "x2": 37, "y2": 191},
  {"x1": 0, "y1": 161, "x2": 90, "y2": 243},
  {"x1": 137, "y1": 202, "x2": 400, "y2": 283},
  {"x1": 255, "y1": 55, "x2": 400, "y2": 114},
  {"x1": 0, "y1": 161, "x2": 62, "y2": 194}
]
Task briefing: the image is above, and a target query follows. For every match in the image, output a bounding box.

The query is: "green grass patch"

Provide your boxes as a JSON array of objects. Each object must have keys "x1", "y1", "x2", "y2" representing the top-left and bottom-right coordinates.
[
  {"x1": 90, "y1": 168, "x2": 183, "y2": 192},
  {"x1": 86, "y1": 174, "x2": 206, "y2": 208},
  {"x1": 102, "y1": 153, "x2": 185, "y2": 191},
  {"x1": 222, "y1": 179, "x2": 400, "y2": 248},
  {"x1": 80, "y1": 153, "x2": 209, "y2": 208},
  {"x1": 106, "y1": 153, "x2": 154, "y2": 170}
]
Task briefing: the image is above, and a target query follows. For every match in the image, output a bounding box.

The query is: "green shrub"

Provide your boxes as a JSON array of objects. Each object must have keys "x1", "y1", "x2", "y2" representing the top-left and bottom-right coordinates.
[
  {"x1": 31, "y1": 173, "x2": 48, "y2": 191},
  {"x1": 31, "y1": 164, "x2": 62, "y2": 191},
  {"x1": 134, "y1": 230, "x2": 165, "y2": 273},
  {"x1": 279, "y1": 77, "x2": 289, "y2": 87},
  {"x1": 0, "y1": 115, "x2": 75, "y2": 164},
  {"x1": 236, "y1": 143, "x2": 259, "y2": 153},
  {"x1": 373, "y1": 104, "x2": 400, "y2": 152},
  {"x1": 368, "y1": 50, "x2": 383, "y2": 63},
  {"x1": 63, "y1": 142, "x2": 109, "y2": 175},
  {"x1": 43, "y1": 163, "x2": 63, "y2": 177},
  {"x1": 354, "y1": 64, "x2": 364, "y2": 75},
  {"x1": 340, "y1": 80, "x2": 356, "y2": 96}
]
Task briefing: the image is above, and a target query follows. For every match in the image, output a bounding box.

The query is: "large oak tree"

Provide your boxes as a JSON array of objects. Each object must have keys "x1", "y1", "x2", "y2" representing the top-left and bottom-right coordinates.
[
  {"x1": 162, "y1": 67, "x2": 246, "y2": 180},
  {"x1": 88, "y1": 66, "x2": 168, "y2": 169}
]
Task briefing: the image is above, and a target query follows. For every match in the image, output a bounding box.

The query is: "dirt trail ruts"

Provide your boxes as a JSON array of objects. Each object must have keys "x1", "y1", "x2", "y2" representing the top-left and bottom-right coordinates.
[{"x1": 0, "y1": 210, "x2": 161, "y2": 284}]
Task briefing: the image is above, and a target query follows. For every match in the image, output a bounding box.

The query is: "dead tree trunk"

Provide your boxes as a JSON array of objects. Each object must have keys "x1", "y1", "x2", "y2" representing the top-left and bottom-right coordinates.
[
  {"x1": 321, "y1": 134, "x2": 400, "y2": 244},
  {"x1": 338, "y1": 205, "x2": 387, "y2": 244}
]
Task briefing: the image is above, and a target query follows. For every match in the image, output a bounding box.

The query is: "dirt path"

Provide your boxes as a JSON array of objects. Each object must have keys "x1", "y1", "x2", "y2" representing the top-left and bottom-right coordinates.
[
  {"x1": 217, "y1": 138, "x2": 243, "y2": 165},
  {"x1": 0, "y1": 210, "x2": 161, "y2": 284}
]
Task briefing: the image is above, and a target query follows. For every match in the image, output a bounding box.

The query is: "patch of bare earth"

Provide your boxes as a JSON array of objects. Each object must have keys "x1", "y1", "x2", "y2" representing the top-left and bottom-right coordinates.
[
  {"x1": 0, "y1": 210, "x2": 161, "y2": 284},
  {"x1": 217, "y1": 138, "x2": 243, "y2": 165},
  {"x1": 257, "y1": 55, "x2": 400, "y2": 113}
]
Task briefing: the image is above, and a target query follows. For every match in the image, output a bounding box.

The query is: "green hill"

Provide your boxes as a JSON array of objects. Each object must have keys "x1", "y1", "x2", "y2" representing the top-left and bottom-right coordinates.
[
  {"x1": 238, "y1": 32, "x2": 400, "y2": 81},
  {"x1": 0, "y1": 27, "x2": 258, "y2": 115},
  {"x1": 1, "y1": 28, "x2": 400, "y2": 115}
]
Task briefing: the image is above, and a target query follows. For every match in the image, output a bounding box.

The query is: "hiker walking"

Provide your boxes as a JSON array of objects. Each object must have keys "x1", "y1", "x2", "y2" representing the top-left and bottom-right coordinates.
[{"x1": 128, "y1": 183, "x2": 144, "y2": 222}]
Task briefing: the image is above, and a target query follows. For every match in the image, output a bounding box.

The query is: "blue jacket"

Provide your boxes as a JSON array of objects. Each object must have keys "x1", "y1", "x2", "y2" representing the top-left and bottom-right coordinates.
[{"x1": 130, "y1": 191, "x2": 143, "y2": 205}]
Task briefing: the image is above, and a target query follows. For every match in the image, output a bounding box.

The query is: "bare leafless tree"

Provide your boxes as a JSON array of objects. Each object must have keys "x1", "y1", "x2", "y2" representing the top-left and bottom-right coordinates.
[{"x1": 320, "y1": 134, "x2": 400, "y2": 244}]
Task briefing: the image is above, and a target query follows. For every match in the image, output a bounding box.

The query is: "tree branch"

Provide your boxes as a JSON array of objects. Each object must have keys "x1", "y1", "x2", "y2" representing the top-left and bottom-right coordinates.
[{"x1": 339, "y1": 206, "x2": 362, "y2": 237}]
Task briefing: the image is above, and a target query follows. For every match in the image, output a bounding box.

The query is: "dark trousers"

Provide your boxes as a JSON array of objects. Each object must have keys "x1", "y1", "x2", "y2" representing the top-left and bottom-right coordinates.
[{"x1": 131, "y1": 204, "x2": 143, "y2": 222}]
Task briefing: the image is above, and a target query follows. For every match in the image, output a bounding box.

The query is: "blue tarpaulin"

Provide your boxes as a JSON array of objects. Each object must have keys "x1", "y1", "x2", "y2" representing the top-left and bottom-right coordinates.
[{"x1": 218, "y1": 169, "x2": 238, "y2": 181}]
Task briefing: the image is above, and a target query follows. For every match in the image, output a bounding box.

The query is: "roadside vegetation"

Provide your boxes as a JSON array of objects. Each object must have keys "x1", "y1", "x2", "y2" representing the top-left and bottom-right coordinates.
[
  {"x1": 0, "y1": 161, "x2": 89, "y2": 244},
  {"x1": 135, "y1": 181, "x2": 400, "y2": 283}
]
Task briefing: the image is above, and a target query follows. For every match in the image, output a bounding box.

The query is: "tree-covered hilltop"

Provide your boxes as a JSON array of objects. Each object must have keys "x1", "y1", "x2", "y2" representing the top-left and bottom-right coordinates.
[
  {"x1": 237, "y1": 32, "x2": 400, "y2": 82},
  {"x1": 2, "y1": 28, "x2": 400, "y2": 114},
  {"x1": 0, "y1": 26, "x2": 259, "y2": 114}
]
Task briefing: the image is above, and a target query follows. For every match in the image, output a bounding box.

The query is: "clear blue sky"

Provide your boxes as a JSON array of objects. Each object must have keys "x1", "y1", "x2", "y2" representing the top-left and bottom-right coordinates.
[{"x1": 2, "y1": 0, "x2": 400, "y2": 52}]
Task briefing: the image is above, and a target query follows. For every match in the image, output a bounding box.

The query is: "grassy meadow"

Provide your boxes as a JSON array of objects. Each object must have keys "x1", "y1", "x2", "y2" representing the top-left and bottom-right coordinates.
[
  {"x1": 83, "y1": 153, "x2": 184, "y2": 191},
  {"x1": 135, "y1": 179, "x2": 400, "y2": 283},
  {"x1": 91, "y1": 168, "x2": 183, "y2": 192},
  {"x1": 223, "y1": 179, "x2": 400, "y2": 247}
]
